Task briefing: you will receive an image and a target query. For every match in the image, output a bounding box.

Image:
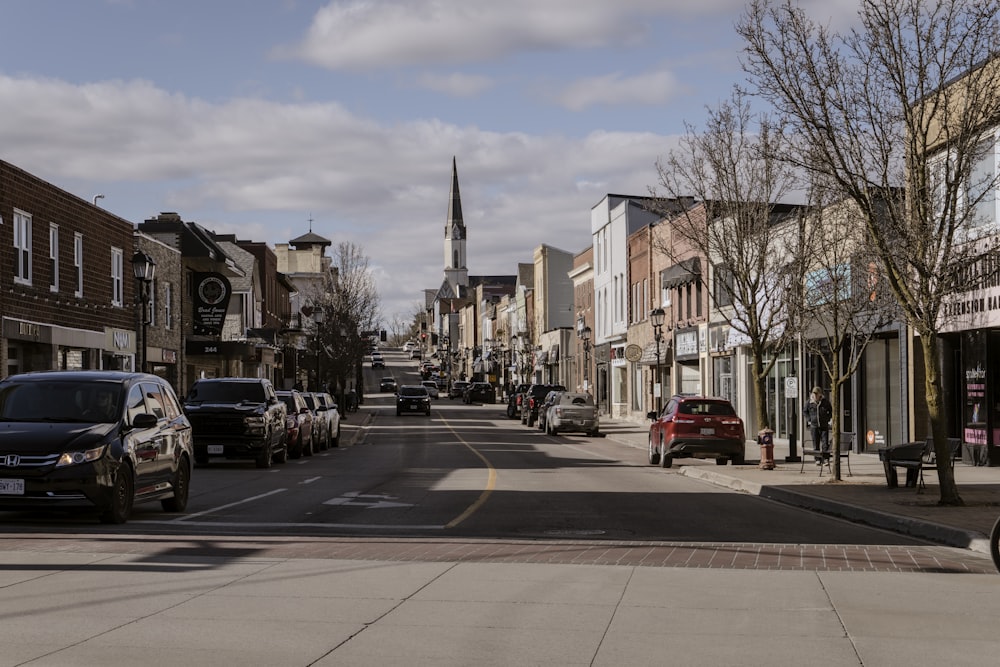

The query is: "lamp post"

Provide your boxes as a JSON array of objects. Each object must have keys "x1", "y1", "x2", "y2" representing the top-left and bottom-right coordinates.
[
  {"x1": 650, "y1": 307, "x2": 666, "y2": 412},
  {"x1": 131, "y1": 250, "x2": 156, "y2": 373},
  {"x1": 579, "y1": 325, "x2": 592, "y2": 393},
  {"x1": 312, "y1": 307, "x2": 325, "y2": 391}
]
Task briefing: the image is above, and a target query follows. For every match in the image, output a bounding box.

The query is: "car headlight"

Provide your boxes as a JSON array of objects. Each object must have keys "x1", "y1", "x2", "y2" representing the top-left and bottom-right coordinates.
[{"x1": 56, "y1": 446, "x2": 106, "y2": 468}]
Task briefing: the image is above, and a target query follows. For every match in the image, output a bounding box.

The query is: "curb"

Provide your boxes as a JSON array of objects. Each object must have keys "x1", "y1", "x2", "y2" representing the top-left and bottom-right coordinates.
[{"x1": 680, "y1": 466, "x2": 991, "y2": 555}]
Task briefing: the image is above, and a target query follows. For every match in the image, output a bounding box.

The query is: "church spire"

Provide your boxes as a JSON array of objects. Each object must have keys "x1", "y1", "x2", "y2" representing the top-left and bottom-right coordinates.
[{"x1": 446, "y1": 156, "x2": 464, "y2": 232}]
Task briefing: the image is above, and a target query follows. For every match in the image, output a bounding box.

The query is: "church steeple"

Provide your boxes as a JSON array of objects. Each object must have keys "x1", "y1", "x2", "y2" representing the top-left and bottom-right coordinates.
[{"x1": 444, "y1": 156, "x2": 469, "y2": 294}]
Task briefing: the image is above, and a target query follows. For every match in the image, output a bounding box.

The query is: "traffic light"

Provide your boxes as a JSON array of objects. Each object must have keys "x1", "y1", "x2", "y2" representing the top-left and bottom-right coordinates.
[{"x1": 420, "y1": 332, "x2": 427, "y2": 341}]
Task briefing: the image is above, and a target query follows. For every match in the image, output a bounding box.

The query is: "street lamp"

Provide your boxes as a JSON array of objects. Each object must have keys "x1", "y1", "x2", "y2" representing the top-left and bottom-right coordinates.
[
  {"x1": 650, "y1": 307, "x2": 666, "y2": 412},
  {"x1": 131, "y1": 250, "x2": 156, "y2": 373},
  {"x1": 312, "y1": 307, "x2": 325, "y2": 391},
  {"x1": 579, "y1": 324, "x2": 592, "y2": 393}
]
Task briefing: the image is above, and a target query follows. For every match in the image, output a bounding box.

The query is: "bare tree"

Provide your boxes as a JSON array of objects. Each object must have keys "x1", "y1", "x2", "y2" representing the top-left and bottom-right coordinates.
[
  {"x1": 739, "y1": 0, "x2": 1000, "y2": 504},
  {"x1": 794, "y1": 193, "x2": 901, "y2": 479},
  {"x1": 651, "y1": 90, "x2": 804, "y2": 435},
  {"x1": 314, "y1": 242, "x2": 381, "y2": 404}
]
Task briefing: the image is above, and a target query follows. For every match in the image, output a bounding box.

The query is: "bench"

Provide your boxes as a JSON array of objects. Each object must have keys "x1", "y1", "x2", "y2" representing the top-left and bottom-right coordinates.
[
  {"x1": 799, "y1": 432, "x2": 853, "y2": 476},
  {"x1": 880, "y1": 439, "x2": 960, "y2": 493}
]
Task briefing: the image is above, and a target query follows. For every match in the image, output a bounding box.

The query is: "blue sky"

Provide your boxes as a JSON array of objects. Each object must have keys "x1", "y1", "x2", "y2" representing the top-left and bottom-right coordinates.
[{"x1": 0, "y1": 0, "x2": 857, "y2": 322}]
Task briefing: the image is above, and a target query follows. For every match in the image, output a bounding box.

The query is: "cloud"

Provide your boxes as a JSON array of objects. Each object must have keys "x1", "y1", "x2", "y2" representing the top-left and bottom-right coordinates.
[
  {"x1": 413, "y1": 72, "x2": 494, "y2": 97},
  {"x1": 0, "y1": 73, "x2": 676, "y2": 320},
  {"x1": 554, "y1": 68, "x2": 684, "y2": 111}
]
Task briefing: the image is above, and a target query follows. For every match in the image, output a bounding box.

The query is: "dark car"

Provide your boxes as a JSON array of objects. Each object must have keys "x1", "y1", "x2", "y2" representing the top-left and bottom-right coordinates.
[
  {"x1": 506, "y1": 383, "x2": 531, "y2": 419},
  {"x1": 647, "y1": 395, "x2": 746, "y2": 468},
  {"x1": 379, "y1": 377, "x2": 398, "y2": 392},
  {"x1": 371, "y1": 358, "x2": 385, "y2": 369},
  {"x1": 396, "y1": 385, "x2": 431, "y2": 416},
  {"x1": 0, "y1": 370, "x2": 193, "y2": 524},
  {"x1": 520, "y1": 383, "x2": 566, "y2": 427},
  {"x1": 277, "y1": 390, "x2": 314, "y2": 459},
  {"x1": 448, "y1": 380, "x2": 471, "y2": 399},
  {"x1": 183, "y1": 377, "x2": 287, "y2": 469},
  {"x1": 463, "y1": 382, "x2": 496, "y2": 404}
]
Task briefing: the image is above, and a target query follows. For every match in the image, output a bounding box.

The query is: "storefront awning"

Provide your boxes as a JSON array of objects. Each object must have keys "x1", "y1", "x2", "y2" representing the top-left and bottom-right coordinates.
[{"x1": 661, "y1": 257, "x2": 701, "y2": 289}]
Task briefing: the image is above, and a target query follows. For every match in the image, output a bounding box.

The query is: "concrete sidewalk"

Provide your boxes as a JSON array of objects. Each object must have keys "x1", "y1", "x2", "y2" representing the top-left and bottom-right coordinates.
[{"x1": 599, "y1": 417, "x2": 1000, "y2": 556}]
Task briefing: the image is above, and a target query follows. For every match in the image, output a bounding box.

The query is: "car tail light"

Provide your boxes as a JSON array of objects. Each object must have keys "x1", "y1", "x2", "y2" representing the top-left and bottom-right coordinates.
[{"x1": 674, "y1": 417, "x2": 696, "y2": 424}]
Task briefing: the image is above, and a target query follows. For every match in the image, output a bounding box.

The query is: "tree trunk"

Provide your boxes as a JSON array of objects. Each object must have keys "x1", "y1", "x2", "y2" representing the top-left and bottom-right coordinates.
[{"x1": 921, "y1": 336, "x2": 963, "y2": 506}]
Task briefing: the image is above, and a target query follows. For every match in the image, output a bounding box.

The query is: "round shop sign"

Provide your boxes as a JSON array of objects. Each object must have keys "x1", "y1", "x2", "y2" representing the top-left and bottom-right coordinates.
[{"x1": 624, "y1": 344, "x2": 643, "y2": 362}]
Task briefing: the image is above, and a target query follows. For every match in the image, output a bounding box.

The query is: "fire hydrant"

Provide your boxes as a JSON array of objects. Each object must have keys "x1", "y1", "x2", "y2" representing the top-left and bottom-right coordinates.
[{"x1": 757, "y1": 427, "x2": 775, "y2": 470}]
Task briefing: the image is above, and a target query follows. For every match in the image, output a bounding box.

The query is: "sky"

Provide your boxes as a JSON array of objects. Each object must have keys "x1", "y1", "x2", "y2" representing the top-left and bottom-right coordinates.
[{"x1": 0, "y1": 0, "x2": 859, "y2": 325}]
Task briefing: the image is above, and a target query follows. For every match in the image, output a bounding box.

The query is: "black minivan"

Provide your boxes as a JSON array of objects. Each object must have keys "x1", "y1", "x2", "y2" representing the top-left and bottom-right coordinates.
[{"x1": 0, "y1": 371, "x2": 193, "y2": 524}]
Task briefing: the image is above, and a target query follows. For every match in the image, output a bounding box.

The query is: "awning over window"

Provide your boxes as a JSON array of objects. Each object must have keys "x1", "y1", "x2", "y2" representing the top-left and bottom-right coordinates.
[{"x1": 661, "y1": 257, "x2": 701, "y2": 289}]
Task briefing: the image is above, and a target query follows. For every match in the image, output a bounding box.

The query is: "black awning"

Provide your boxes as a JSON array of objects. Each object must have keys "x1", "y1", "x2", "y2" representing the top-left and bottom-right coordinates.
[{"x1": 661, "y1": 257, "x2": 701, "y2": 289}]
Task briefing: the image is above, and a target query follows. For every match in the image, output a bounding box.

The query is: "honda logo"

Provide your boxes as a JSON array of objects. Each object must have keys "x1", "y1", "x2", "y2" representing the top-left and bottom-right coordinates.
[{"x1": 2, "y1": 455, "x2": 20, "y2": 467}]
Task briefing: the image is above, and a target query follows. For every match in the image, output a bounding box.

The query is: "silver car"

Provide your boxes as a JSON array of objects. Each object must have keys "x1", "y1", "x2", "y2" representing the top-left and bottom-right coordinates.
[
  {"x1": 545, "y1": 392, "x2": 599, "y2": 436},
  {"x1": 421, "y1": 380, "x2": 440, "y2": 399},
  {"x1": 305, "y1": 392, "x2": 341, "y2": 448}
]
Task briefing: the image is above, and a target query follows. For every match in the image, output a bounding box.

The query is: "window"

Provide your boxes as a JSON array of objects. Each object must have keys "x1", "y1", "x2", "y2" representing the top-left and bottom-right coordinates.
[
  {"x1": 164, "y1": 281, "x2": 173, "y2": 329},
  {"x1": 967, "y1": 137, "x2": 997, "y2": 230},
  {"x1": 714, "y1": 264, "x2": 734, "y2": 307},
  {"x1": 696, "y1": 281, "x2": 703, "y2": 318},
  {"x1": 49, "y1": 224, "x2": 59, "y2": 292},
  {"x1": 13, "y1": 209, "x2": 31, "y2": 285},
  {"x1": 148, "y1": 278, "x2": 157, "y2": 327},
  {"x1": 74, "y1": 233, "x2": 84, "y2": 297},
  {"x1": 111, "y1": 247, "x2": 123, "y2": 307}
]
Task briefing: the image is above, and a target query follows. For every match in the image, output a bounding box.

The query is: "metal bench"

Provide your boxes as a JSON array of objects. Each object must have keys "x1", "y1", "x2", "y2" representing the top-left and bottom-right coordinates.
[
  {"x1": 800, "y1": 432, "x2": 853, "y2": 476},
  {"x1": 881, "y1": 439, "x2": 960, "y2": 493}
]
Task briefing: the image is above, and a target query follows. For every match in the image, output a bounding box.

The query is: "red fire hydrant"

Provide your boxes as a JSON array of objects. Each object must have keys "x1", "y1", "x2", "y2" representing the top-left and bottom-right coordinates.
[{"x1": 758, "y1": 427, "x2": 775, "y2": 470}]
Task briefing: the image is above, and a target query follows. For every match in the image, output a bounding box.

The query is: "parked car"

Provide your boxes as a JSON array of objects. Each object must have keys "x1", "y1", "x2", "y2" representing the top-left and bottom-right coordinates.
[
  {"x1": 448, "y1": 380, "x2": 471, "y2": 399},
  {"x1": 409, "y1": 349, "x2": 423, "y2": 360},
  {"x1": 305, "y1": 392, "x2": 341, "y2": 448},
  {"x1": 396, "y1": 385, "x2": 432, "y2": 416},
  {"x1": 545, "y1": 392, "x2": 599, "y2": 436},
  {"x1": 647, "y1": 395, "x2": 746, "y2": 468},
  {"x1": 379, "y1": 377, "x2": 398, "y2": 392},
  {"x1": 463, "y1": 382, "x2": 496, "y2": 404},
  {"x1": 506, "y1": 383, "x2": 531, "y2": 419},
  {"x1": 536, "y1": 390, "x2": 563, "y2": 431},
  {"x1": 184, "y1": 377, "x2": 287, "y2": 469},
  {"x1": 421, "y1": 380, "x2": 440, "y2": 399},
  {"x1": 277, "y1": 390, "x2": 314, "y2": 459},
  {"x1": 0, "y1": 370, "x2": 193, "y2": 524},
  {"x1": 520, "y1": 383, "x2": 566, "y2": 427}
]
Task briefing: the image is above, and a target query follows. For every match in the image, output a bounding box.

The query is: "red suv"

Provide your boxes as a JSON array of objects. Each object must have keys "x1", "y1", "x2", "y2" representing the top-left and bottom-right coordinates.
[{"x1": 647, "y1": 395, "x2": 745, "y2": 468}]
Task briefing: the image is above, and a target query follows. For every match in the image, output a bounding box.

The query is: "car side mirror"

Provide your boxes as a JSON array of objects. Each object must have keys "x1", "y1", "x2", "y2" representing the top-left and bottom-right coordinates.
[
  {"x1": 132, "y1": 413, "x2": 159, "y2": 429},
  {"x1": 646, "y1": 411, "x2": 658, "y2": 420}
]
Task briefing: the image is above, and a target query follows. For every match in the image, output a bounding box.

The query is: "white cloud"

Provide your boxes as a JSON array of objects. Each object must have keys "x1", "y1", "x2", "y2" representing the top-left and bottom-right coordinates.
[
  {"x1": 555, "y1": 68, "x2": 684, "y2": 111},
  {"x1": 414, "y1": 72, "x2": 494, "y2": 97}
]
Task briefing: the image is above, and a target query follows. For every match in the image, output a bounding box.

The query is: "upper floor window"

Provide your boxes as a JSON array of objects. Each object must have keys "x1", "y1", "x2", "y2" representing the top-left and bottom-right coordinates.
[
  {"x1": 74, "y1": 233, "x2": 84, "y2": 297},
  {"x1": 13, "y1": 209, "x2": 31, "y2": 285},
  {"x1": 148, "y1": 278, "x2": 157, "y2": 327},
  {"x1": 49, "y1": 223, "x2": 59, "y2": 293},
  {"x1": 714, "y1": 264, "x2": 735, "y2": 307},
  {"x1": 111, "y1": 247, "x2": 123, "y2": 307},
  {"x1": 164, "y1": 281, "x2": 173, "y2": 330}
]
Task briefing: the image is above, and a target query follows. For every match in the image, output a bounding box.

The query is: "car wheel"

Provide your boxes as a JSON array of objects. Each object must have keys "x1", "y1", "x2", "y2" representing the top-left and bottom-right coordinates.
[
  {"x1": 290, "y1": 433, "x2": 302, "y2": 459},
  {"x1": 426, "y1": 409, "x2": 431, "y2": 416},
  {"x1": 331, "y1": 424, "x2": 340, "y2": 447},
  {"x1": 730, "y1": 454, "x2": 745, "y2": 465},
  {"x1": 715, "y1": 457, "x2": 727, "y2": 465},
  {"x1": 273, "y1": 442, "x2": 288, "y2": 464},
  {"x1": 99, "y1": 463, "x2": 134, "y2": 524},
  {"x1": 527, "y1": 415, "x2": 535, "y2": 427},
  {"x1": 549, "y1": 423, "x2": 558, "y2": 436},
  {"x1": 647, "y1": 436, "x2": 660, "y2": 465},
  {"x1": 256, "y1": 440, "x2": 273, "y2": 469},
  {"x1": 161, "y1": 457, "x2": 191, "y2": 513},
  {"x1": 506, "y1": 404, "x2": 516, "y2": 419},
  {"x1": 396, "y1": 409, "x2": 402, "y2": 416},
  {"x1": 304, "y1": 434, "x2": 314, "y2": 457},
  {"x1": 660, "y1": 453, "x2": 673, "y2": 469}
]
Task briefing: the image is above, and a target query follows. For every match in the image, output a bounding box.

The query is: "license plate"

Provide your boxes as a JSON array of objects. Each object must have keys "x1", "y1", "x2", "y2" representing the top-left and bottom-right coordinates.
[
  {"x1": 700, "y1": 428, "x2": 715, "y2": 435},
  {"x1": 207, "y1": 445, "x2": 224, "y2": 454},
  {"x1": 0, "y1": 478, "x2": 25, "y2": 495}
]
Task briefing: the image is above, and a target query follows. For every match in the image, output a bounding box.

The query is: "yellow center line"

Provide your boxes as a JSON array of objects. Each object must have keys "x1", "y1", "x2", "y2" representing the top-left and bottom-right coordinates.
[{"x1": 439, "y1": 414, "x2": 497, "y2": 528}]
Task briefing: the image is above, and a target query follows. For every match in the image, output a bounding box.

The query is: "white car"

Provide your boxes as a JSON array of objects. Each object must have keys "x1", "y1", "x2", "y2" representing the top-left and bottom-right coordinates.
[
  {"x1": 421, "y1": 380, "x2": 440, "y2": 399},
  {"x1": 403, "y1": 341, "x2": 416, "y2": 352}
]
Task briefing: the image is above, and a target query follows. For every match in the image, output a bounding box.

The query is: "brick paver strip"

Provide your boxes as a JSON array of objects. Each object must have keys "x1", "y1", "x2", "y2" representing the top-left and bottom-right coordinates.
[{"x1": 0, "y1": 533, "x2": 994, "y2": 574}]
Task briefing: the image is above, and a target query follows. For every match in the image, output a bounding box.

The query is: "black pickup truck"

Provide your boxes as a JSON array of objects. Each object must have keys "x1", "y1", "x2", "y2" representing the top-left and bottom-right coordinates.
[{"x1": 183, "y1": 377, "x2": 288, "y2": 468}]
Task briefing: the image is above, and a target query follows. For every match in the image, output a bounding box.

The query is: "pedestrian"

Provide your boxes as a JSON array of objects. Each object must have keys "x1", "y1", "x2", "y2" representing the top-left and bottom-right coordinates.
[{"x1": 803, "y1": 386, "x2": 833, "y2": 465}]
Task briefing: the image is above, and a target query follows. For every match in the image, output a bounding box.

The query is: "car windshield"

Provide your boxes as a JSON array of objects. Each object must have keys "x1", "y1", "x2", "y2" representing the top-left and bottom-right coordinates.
[
  {"x1": 302, "y1": 394, "x2": 317, "y2": 410},
  {"x1": 278, "y1": 394, "x2": 298, "y2": 411},
  {"x1": 186, "y1": 382, "x2": 266, "y2": 403},
  {"x1": 0, "y1": 380, "x2": 123, "y2": 423},
  {"x1": 399, "y1": 387, "x2": 428, "y2": 397}
]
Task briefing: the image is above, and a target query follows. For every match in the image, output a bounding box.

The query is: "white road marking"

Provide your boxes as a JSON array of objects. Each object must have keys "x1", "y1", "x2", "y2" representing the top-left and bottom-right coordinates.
[
  {"x1": 324, "y1": 492, "x2": 414, "y2": 509},
  {"x1": 171, "y1": 488, "x2": 287, "y2": 522}
]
